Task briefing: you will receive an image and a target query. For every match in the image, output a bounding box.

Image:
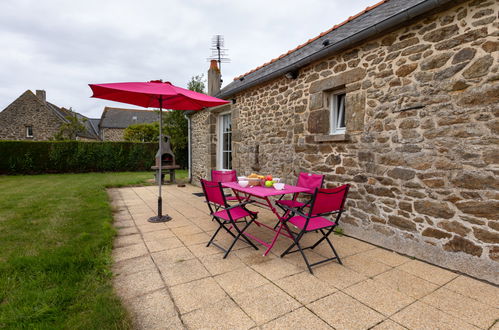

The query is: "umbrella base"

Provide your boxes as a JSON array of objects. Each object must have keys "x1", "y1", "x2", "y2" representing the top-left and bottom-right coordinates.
[{"x1": 148, "y1": 215, "x2": 172, "y2": 223}]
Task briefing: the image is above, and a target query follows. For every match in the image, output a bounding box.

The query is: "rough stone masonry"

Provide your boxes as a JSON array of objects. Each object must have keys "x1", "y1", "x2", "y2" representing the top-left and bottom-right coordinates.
[{"x1": 190, "y1": 0, "x2": 499, "y2": 284}]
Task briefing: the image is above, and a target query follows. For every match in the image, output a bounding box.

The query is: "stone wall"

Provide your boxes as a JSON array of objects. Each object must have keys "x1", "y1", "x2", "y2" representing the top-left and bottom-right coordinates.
[
  {"x1": 0, "y1": 91, "x2": 63, "y2": 140},
  {"x1": 101, "y1": 128, "x2": 125, "y2": 141},
  {"x1": 191, "y1": 0, "x2": 499, "y2": 283},
  {"x1": 190, "y1": 108, "x2": 220, "y2": 186}
]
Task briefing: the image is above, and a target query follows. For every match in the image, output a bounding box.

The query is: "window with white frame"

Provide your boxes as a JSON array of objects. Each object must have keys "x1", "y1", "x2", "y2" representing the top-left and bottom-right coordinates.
[
  {"x1": 26, "y1": 126, "x2": 33, "y2": 138},
  {"x1": 218, "y1": 113, "x2": 232, "y2": 170},
  {"x1": 330, "y1": 91, "x2": 346, "y2": 134}
]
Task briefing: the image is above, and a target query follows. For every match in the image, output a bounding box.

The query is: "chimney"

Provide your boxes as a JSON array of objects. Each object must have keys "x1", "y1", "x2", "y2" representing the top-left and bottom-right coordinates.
[
  {"x1": 207, "y1": 60, "x2": 221, "y2": 96},
  {"x1": 36, "y1": 90, "x2": 46, "y2": 104}
]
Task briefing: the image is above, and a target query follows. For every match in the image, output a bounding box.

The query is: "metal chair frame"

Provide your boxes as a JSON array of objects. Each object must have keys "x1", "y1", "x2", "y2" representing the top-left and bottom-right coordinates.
[
  {"x1": 280, "y1": 184, "x2": 350, "y2": 274},
  {"x1": 201, "y1": 179, "x2": 259, "y2": 258}
]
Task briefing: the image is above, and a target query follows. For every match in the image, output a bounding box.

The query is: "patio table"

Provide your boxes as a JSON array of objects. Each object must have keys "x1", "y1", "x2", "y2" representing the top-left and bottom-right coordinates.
[{"x1": 222, "y1": 181, "x2": 310, "y2": 256}]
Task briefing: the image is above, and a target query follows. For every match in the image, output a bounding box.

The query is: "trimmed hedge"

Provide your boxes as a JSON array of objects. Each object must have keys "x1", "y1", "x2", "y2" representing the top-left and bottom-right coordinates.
[{"x1": 0, "y1": 141, "x2": 159, "y2": 174}]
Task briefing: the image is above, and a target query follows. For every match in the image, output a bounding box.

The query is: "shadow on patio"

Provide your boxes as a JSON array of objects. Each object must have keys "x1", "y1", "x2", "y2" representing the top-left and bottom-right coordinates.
[{"x1": 109, "y1": 185, "x2": 498, "y2": 329}]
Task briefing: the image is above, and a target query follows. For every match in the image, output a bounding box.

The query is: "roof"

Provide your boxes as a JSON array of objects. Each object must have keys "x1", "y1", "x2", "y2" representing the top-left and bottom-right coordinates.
[
  {"x1": 218, "y1": 0, "x2": 453, "y2": 99},
  {"x1": 44, "y1": 101, "x2": 99, "y2": 140},
  {"x1": 99, "y1": 107, "x2": 158, "y2": 129}
]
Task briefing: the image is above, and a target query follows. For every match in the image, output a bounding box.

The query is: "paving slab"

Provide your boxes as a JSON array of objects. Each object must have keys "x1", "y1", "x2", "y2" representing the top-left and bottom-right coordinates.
[
  {"x1": 392, "y1": 301, "x2": 480, "y2": 330},
  {"x1": 344, "y1": 279, "x2": 415, "y2": 316},
  {"x1": 370, "y1": 319, "x2": 407, "y2": 330},
  {"x1": 170, "y1": 277, "x2": 228, "y2": 314},
  {"x1": 261, "y1": 307, "x2": 332, "y2": 329},
  {"x1": 420, "y1": 287, "x2": 499, "y2": 329},
  {"x1": 373, "y1": 268, "x2": 439, "y2": 299},
  {"x1": 113, "y1": 270, "x2": 165, "y2": 300},
  {"x1": 443, "y1": 275, "x2": 499, "y2": 308},
  {"x1": 276, "y1": 272, "x2": 337, "y2": 304},
  {"x1": 214, "y1": 266, "x2": 270, "y2": 296},
  {"x1": 232, "y1": 283, "x2": 301, "y2": 325},
  {"x1": 307, "y1": 291, "x2": 384, "y2": 329},
  {"x1": 182, "y1": 297, "x2": 255, "y2": 330},
  {"x1": 113, "y1": 242, "x2": 149, "y2": 263},
  {"x1": 125, "y1": 289, "x2": 178, "y2": 330},
  {"x1": 397, "y1": 259, "x2": 458, "y2": 286}
]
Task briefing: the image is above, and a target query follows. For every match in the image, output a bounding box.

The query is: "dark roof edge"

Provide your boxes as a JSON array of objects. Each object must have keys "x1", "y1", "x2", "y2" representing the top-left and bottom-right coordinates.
[
  {"x1": 217, "y1": 0, "x2": 451, "y2": 99},
  {"x1": 184, "y1": 102, "x2": 232, "y2": 116}
]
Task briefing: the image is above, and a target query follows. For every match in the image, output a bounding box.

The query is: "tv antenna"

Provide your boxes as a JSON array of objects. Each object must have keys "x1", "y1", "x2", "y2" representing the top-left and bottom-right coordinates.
[{"x1": 207, "y1": 35, "x2": 230, "y2": 73}]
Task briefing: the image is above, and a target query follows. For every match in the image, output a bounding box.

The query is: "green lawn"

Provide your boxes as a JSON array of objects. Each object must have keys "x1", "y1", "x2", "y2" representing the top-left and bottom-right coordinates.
[{"x1": 0, "y1": 170, "x2": 186, "y2": 329}]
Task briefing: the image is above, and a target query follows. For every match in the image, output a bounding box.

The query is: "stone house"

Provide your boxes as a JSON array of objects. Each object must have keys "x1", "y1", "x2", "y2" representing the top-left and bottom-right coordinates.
[
  {"x1": 0, "y1": 89, "x2": 100, "y2": 141},
  {"x1": 99, "y1": 107, "x2": 158, "y2": 141},
  {"x1": 188, "y1": 0, "x2": 499, "y2": 284}
]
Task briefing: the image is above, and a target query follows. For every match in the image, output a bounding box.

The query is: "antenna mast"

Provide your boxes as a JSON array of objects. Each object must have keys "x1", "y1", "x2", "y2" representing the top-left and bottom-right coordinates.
[{"x1": 207, "y1": 35, "x2": 230, "y2": 74}]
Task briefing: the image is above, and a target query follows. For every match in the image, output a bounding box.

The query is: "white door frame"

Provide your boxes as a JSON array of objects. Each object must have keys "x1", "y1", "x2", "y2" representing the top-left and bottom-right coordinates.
[{"x1": 217, "y1": 111, "x2": 232, "y2": 170}]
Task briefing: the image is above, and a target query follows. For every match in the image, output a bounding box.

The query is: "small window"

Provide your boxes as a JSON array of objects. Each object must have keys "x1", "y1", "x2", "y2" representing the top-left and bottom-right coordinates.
[
  {"x1": 132, "y1": 116, "x2": 137, "y2": 121},
  {"x1": 330, "y1": 91, "x2": 346, "y2": 134},
  {"x1": 26, "y1": 126, "x2": 33, "y2": 138}
]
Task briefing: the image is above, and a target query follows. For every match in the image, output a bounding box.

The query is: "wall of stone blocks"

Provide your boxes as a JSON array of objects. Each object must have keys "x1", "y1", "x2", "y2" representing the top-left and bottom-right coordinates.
[
  {"x1": 101, "y1": 128, "x2": 125, "y2": 141},
  {"x1": 190, "y1": 110, "x2": 219, "y2": 186},
  {"x1": 191, "y1": 0, "x2": 499, "y2": 283},
  {"x1": 0, "y1": 91, "x2": 63, "y2": 141}
]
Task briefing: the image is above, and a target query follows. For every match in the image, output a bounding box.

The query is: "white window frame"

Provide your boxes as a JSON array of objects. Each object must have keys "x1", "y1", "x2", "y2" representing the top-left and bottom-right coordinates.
[
  {"x1": 330, "y1": 90, "x2": 346, "y2": 135},
  {"x1": 26, "y1": 126, "x2": 33, "y2": 138},
  {"x1": 217, "y1": 112, "x2": 232, "y2": 170}
]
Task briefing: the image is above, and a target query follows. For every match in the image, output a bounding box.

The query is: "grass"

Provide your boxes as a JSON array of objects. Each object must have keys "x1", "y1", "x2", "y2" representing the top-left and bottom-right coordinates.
[{"x1": 0, "y1": 170, "x2": 187, "y2": 329}]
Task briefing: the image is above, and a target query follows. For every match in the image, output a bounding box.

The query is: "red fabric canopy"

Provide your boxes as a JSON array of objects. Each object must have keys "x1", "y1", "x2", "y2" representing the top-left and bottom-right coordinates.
[{"x1": 89, "y1": 80, "x2": 229, "y2": 110}]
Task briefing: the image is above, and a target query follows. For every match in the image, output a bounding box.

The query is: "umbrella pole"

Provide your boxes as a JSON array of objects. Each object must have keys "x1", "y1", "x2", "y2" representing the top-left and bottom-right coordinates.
[{"x1": 149, "y1": 96, "x2": 172, "y2": 223}]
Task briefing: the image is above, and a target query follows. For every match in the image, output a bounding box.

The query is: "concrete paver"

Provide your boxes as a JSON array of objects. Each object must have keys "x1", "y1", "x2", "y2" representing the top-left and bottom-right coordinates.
[
  {"x1": 344, "y1": 279, "x2": 415, "y2": 316},
  {"x1": 170, "y1": 277, "x2": 228, "y2": 314},
  {"x1": 261, "y1": 307, "x2": 332, "y2": 330},
  {"x1": 307, "y1": 291, "x2": 385, "y2": 329},
  {"x1": 420, "y1": 287, "x2": 498, "y2": 329},
  {"x1": 391, "y1": 301, "x2": 480, "y2": 330},
  {"x1": 373, "y1": 268, "x2": 439, "y2": 299},
  {"x1": 182, "y1": 298, "x2": 256, "y2": 329},
  {"x1": 214, "y1": 266, "x2": 270, "y2": 296},
  {"x1": 232, "y1": 283, "x2": 301, "y2": 325},
  {"x1": 276, "y1": 272, "x2": 337, "y2": 304},
  {"x1": 110, "y1": 184, "x2": 499, "y2": 329}
]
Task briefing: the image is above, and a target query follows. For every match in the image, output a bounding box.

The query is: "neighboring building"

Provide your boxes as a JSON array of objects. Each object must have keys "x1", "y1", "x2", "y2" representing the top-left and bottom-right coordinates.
[
  {"x1": 99, "y1": 107, "x2": 158, "y2": 141},
  {"x1": 0, "y1": 90, "x2": 99, "y2": 141},
  {"x1": 189, "y1": 0, "x2": 499, "y2": 284}
]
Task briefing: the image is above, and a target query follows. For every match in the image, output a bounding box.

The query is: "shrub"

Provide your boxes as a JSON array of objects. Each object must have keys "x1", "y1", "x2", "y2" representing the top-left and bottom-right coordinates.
[{"x1": 0, "y1": 141, "x2": 159, "y2": 174}]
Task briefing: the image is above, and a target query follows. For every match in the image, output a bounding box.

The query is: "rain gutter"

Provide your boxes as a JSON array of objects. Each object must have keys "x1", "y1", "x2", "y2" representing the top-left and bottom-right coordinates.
[{"x1": 217, "y1": 0, "x2": 453, "y2": 99}]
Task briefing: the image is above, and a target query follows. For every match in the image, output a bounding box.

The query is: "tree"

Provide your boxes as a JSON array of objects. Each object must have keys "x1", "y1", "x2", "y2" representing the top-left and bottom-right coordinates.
[
  {"x1": 187, "y1": 74, "x2": 206, "y2": 93},
  {"x1": 53, "y1": 111, "x2": 87, "y2": 140},
  {"x1": 156, "y1": 75, "x2": 206, "y2": 168},
  {"x1": 124, "y1": 122, "x2": 159, "y2": 142}
]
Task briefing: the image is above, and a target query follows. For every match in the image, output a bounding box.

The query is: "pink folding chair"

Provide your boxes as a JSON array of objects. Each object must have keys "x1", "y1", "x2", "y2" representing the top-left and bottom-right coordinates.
[
  {"x1": 211, "y1": 170, "x2": 239, "y2": 202},
  {"x1": 275, "y1": 172, "x2": 324, "y2": 218},
  {"x1": 201, "y1": 179, "x2": 259, "y2": 258},
  {"x1": 280, "y1": 184, "x2": 350, "y2": 274}
]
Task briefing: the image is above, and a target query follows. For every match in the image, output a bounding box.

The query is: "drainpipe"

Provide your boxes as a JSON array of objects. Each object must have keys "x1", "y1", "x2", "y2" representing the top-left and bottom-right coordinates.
[{"x1": 184, "y1": 113, "x2": 192, "y2": 183}]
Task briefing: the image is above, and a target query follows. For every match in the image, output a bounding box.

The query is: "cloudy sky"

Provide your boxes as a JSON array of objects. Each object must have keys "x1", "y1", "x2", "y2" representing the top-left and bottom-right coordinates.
[{"x1": 1, "y1": 0, "x2": 375, "y2": 118}]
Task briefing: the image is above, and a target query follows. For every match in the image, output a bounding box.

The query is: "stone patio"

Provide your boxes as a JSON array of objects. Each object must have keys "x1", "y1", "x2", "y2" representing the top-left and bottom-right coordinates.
[{"x1": 109, "y1": 185, "x2": 499, "y2": 330}]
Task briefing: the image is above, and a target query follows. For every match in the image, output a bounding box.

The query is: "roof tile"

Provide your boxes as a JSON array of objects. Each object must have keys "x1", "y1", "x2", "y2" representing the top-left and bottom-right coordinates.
[{"x1": 233, "y1": 0, "x2": 388, "y2": 80}]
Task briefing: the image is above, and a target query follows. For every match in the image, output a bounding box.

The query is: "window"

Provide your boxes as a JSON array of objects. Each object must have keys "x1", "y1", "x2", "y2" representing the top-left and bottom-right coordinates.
[
  {"x1": 330, "y1": 91, "x2": 346, "y2": 134},
  {"x1": 218, "y1": 113, "x2": 232, "y2": 170},
  {"x1": 26, "y1": 126, "x2": 33, "y2": 138}
]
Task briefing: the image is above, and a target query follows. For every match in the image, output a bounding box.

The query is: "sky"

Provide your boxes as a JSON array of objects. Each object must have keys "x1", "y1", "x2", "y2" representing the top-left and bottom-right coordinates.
[{"x1": 1, "y1": 0, "x2": 376, "y2": 118}]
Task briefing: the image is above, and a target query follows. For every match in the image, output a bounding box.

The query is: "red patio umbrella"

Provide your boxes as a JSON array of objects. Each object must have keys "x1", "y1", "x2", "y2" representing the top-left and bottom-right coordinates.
[{"x1": 89, "y1": 80, "x2": 229, "y2": 222}]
